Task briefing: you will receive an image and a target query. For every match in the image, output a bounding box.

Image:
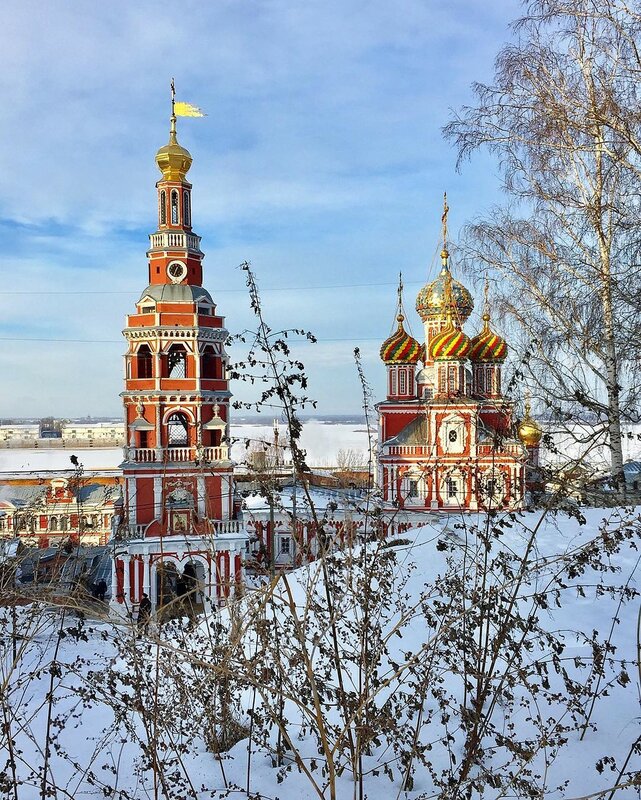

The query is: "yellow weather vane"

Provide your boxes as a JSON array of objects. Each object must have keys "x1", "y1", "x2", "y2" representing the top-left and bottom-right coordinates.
[{"x1": 170, "y1": 78, "x2": 206, "y2": 118}]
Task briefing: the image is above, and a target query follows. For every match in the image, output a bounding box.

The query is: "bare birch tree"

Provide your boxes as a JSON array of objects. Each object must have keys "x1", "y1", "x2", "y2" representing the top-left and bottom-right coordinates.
[{"x1": 445, "y1": 0, "x2": 641, "y2": 492}]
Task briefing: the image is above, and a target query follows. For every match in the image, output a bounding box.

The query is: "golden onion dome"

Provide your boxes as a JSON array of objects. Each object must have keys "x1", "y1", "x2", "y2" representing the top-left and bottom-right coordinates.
[
  {"x1": 469, "y1": 313, "x2": 508, "y2": 362},
  {"x1": 156, "y1": 118, "x2": 192, "y2": 181},
  {"x1": 518, "y1": 401, "x2": 543, "y2": 447},
  {"x1": 380, "y1": 315, "x2": 423, "y2": 364},
  {"x1": 429, "y1": 322, "x2": 471, "y2": 361},
  {"x1": 416, "y1": 261, "x2": 474, "y2": 323}
]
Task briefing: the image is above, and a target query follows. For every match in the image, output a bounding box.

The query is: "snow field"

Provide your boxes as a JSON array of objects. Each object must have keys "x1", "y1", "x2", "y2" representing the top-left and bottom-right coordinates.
[{"x1": 1, "y1": 506, "x2": 640, "y2": 799}]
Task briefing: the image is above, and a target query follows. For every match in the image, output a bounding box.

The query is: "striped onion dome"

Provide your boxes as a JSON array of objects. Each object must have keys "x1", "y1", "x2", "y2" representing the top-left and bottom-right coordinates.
[
  {"x1": 469, "y1": 313, "x2": 508, "y2": 362},
  {"x1": 416, "y1": 265, "x2": 474, "y2": 323},
  {"x1": 380, "y1": 315, "x2": 423, "y2": 364},
  {"x1": 429, "y1": 322, "x2": 471, "y2": 361}
]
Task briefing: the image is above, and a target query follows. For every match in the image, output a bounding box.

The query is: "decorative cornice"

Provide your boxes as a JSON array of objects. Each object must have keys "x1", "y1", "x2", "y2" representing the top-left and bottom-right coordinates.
[
  {"x1": 120, "y1": 391, "x2": 232, "y2": 402},
  {"x1": 123, "y1": 326, "x2": 228, "y2": 342}
]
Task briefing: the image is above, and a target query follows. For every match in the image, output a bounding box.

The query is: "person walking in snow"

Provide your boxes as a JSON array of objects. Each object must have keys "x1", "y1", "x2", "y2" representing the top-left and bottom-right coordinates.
[{"x1": 137, "y1": 593, "x2": 152, "y2": 635}]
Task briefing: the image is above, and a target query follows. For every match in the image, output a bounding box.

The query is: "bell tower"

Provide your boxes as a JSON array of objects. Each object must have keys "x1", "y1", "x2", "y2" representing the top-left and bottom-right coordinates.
[{"x1": 120, "y1": 95, "x2": 233, "y2": 538}]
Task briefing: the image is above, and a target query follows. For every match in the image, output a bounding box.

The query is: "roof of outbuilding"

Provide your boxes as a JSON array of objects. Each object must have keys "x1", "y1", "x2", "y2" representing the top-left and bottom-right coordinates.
[{"x1": 0, "y1": 483, "x2": 121, "y2": 509}]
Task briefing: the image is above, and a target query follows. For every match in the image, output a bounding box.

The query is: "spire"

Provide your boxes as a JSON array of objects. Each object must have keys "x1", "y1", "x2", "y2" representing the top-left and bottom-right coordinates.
[
  {"x1": 155, "y1": 79, "x2": 193, "y2": 181},
  {"x1": 440, "y1": 191, "x2": 450, "y2": 269},
  {"x1": 169, "y1": 77, "x2": 178, "y2": 144},
  {"x1": 380, "y1": 271, "x2": 422, "y2": 364},
  {"x1": 469, "y1": 277, "x2": 508, "y2": 362},
  {"x1": 396, "y1": 271, "x2": 404, "y2": 323},
  {"x1": 482, "y1": 274, "x2": 491, "y2": 328}
]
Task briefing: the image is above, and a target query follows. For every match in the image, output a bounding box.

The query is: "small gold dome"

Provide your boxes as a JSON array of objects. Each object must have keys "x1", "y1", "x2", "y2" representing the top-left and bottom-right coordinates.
[
  {"x1": 156, "y1": 124, "x2": 192, "y2": 181},
  {"x1": 518, "y1": 402, "x2": 542, "y2": 447}
]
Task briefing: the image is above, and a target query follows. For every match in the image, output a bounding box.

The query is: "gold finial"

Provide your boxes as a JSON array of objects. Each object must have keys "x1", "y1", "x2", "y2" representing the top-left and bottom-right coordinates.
[
  {"x1": 482, "y1": 274, "x2": 491, "y2": 325},
  {"x1": 440, "y1": 192, "x2": 450, "y2": 267},
  {"x1": 396, "y1": 272, "x2": 405, "y2": 324}
]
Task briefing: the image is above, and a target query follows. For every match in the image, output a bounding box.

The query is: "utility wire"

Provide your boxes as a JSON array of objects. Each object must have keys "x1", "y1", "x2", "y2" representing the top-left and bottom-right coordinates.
[
  {"x1": 0, "y1": 335, "x2": 388, "y2": 344},
  {"x1": 0, "y1": 280, "x2": 426, "y2": 296}
]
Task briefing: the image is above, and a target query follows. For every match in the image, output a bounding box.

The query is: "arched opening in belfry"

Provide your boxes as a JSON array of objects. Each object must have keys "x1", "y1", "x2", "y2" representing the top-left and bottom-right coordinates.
[
  {"x1": 201, "y1": 345, "x2": 218, "y2": 379},
  {"x1": 167, "y1": 344, "x2": 187, "y2": 378},
  {"x1": 137, "y1": 344, "x2": 153, "y2": 379},
  {"x1": 171, "y1": 190, "x2": 179, "y2": 224},
  {"x1": 159, "y1": 190, "x2": 167, "y2": 225},
  {"x1": 167, "y1": 412, "x2": 190, "y2": 446},
  {"x1": 183, "y1": 191, "x2": 191, "y2": 226}
]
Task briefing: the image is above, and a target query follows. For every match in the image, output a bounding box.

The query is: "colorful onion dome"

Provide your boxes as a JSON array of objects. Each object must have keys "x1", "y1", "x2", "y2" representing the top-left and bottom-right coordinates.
[
  {"x1": 429, "y1": 322, "x2": 471, "y2": 361},
  {"x1": 518, "y1": 401, "x2": 543, "y2": 447},
  {"x1": 416, "y1": 262, "x2": 474, "y2": 323},
  {"x1": 380, "y1": 315, "x2": 423, "y2": 364},
  {"x1": 469, "y1": 313, "x2": 508, "y2": 362}
]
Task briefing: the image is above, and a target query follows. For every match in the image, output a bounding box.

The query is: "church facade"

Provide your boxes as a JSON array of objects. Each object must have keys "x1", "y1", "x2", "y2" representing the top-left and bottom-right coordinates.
[
  {"x1": 111, "y1": 96, "x2": 247, "y2": 614},
  {"x1": 377, "y1": 201, "x2": 540, "y2": 513}
]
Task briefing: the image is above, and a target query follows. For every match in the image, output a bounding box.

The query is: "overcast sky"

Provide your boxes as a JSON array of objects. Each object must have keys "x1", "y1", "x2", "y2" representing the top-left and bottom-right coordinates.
[{"x1": 0, "y1": 0, "x2": 521, "y2": 419}]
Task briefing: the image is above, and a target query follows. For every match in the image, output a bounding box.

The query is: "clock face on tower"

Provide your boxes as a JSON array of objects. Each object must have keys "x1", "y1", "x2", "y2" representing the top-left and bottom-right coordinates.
[{"x1": 167, "y1": 261, "x2": 187, "y2": 283}]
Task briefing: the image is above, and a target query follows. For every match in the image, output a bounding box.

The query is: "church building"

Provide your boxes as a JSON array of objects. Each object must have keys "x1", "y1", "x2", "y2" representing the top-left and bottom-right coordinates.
[
  {"x1": 377, "y1": 198, "x2": 540, "y2": 512},
  {"x1": 111, "y1": 93, "x2": 247, "y2": 614}
]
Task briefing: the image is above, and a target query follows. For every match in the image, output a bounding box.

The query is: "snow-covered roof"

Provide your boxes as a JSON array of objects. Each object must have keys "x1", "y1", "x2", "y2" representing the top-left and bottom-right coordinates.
[{"x1": 0, "y1": 483, "x2": 121, "y2": 509}]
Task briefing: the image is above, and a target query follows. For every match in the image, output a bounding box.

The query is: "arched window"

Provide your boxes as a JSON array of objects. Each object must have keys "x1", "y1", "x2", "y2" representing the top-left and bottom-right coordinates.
[
  {"x1": 137, "y1": 344, "x2": 153, "y2": 379},
  {"x1": 171, "y1": 190, "x2": 179, "y2": 224},
  {"x1": 167, "y1": 412, "x2": 189, "y2": 446},
  {"x1": 448, "y1": 365, "x2": 458, "y2": 393},
  {"x1": 167, "y1": 344, "x2": 187, "y2": 378},
  {"x1": 50, "y1": 516, "x2": 58, "y2": 532},
  {"x1": 201, "y1": 346, "x2": 217, "y2": 379},
  {"x1": 60, "y1": 516, "x2": 69, "y2": 532},
  {"x1": 160, "y1": 190, "x2": 167, "y2": 225},
  {"x1": 183, "y1": 191, "x2": 191, "y2": 226}
]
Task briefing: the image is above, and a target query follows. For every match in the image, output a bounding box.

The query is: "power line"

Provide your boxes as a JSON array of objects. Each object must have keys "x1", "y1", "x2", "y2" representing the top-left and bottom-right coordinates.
[
  {"x1": 0, "y1": 335, "x2": 385, "y2": 345},
  {"x1": 0, "y1": 279, "x2": 426, "y2": 297}
]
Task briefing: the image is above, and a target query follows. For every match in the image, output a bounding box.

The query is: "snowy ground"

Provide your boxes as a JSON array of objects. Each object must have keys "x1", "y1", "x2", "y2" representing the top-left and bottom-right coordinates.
[{"x1": 2, "y1": 506, "x2": 640, "y2": 799}]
